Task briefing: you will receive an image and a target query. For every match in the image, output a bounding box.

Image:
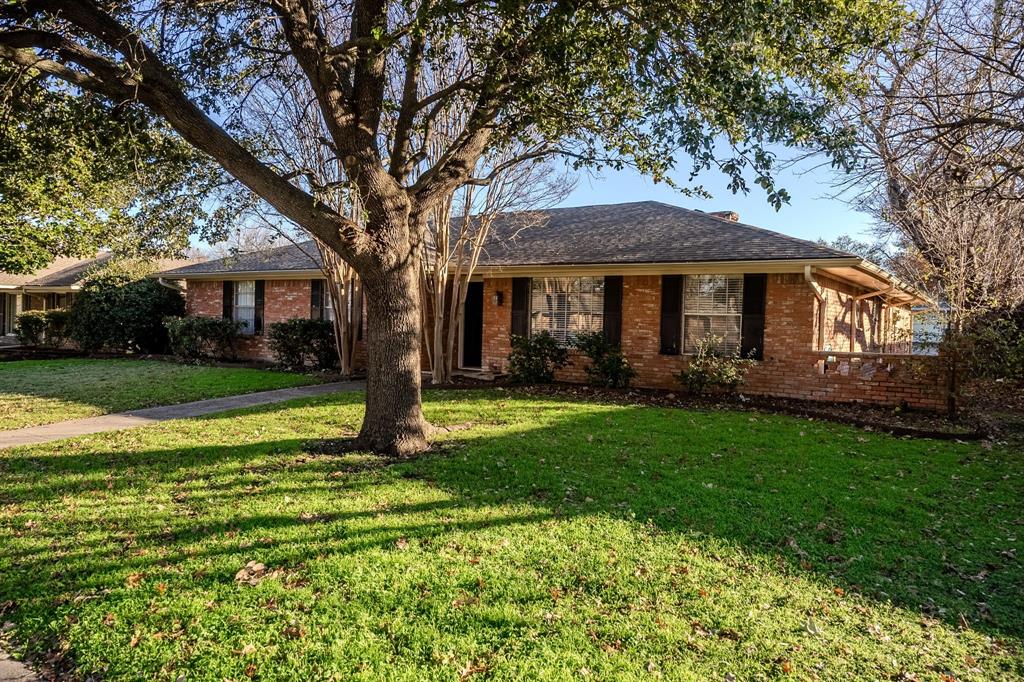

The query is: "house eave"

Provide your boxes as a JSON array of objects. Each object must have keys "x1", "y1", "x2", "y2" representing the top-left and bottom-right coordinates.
[
  {"x1": 472, "y1": 257, "x2": 863, "y2": 277},
  {"x1": 150, "y1": 269, "x2": 324, "y2": 281},
  {"x1": 20, "y1": 285, "x2": 82, "y2": 293}
]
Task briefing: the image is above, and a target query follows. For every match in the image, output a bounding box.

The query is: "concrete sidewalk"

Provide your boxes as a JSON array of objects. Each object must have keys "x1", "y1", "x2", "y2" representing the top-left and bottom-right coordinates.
[
  {"x1": 0, "y1": 381, "x2": 362, "y2": 450},
  {"x1": 0, "y1": 649, "x2": 37, "y2": 682}
]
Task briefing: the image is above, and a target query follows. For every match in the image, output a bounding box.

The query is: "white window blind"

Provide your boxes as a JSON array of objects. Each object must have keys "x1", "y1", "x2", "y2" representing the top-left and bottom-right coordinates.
[
  {"x1": 683, "y1": 275, "x2": 743, "y2": 354},
  {"x1": 234, "y1": 280, "x2": 256, "y2": 335},
  {"x1": 323, "y1": 289, "x2": 335, "y2": 322},
  {"x1": 530, "y1": 277, "x2": 604, "y2": 343}
]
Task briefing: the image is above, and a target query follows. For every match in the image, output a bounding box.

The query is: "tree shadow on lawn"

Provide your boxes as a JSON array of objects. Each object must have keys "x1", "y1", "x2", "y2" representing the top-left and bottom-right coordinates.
[
  {"x1": 417, "y1": 398, "x2": 1024, "y2": 643},
  {"x1": 0, "y1": 390, "x2": 1021, "y2": 675}
]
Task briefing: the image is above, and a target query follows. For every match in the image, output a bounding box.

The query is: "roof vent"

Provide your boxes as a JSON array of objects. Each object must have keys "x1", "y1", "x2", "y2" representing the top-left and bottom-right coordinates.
[{"x1": 710, "y1": 211, "x2": 739, "y2": 222}]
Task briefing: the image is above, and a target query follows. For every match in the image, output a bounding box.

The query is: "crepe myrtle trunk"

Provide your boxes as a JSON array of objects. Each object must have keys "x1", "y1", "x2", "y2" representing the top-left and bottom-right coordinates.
[{"x1": 355, "y1": 228, "x2": 432, "y2": 456}]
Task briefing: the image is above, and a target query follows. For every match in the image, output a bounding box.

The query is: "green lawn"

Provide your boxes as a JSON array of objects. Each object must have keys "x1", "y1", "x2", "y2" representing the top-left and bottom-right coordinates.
[
  {"x1": 0, "y1": 359, "x2": 317, "y2": 430},
  {"x1": 0, "y1": 390, "x2": 1020, "y2": 681}
]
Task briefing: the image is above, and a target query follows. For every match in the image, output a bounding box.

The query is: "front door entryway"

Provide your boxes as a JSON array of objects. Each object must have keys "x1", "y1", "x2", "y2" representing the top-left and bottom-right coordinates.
[{"x1": 461, "y1": 282, "x2": 484, "y2": 369}]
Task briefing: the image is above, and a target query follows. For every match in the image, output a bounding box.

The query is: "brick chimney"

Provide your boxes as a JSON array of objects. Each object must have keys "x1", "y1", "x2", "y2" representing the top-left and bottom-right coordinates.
[{"x1": 709, "y1": 210, "x2": 739, "y2": 222}]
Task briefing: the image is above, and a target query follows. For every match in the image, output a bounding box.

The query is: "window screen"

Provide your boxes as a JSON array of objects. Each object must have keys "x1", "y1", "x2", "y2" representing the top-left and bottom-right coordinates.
[
  {"x1": 530, "y1": 277, "x2": 604, "y2": 343},
  {"x1": 683, "y1": 275, "x2": 743, "y2": 354},
  {"x1": 234, "y1": 280, "x2": 256, "y2": 335}
]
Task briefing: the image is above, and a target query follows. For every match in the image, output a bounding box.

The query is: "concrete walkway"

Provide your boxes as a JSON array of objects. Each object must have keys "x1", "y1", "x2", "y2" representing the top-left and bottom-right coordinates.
[
  {"x1": 0, "y1": 381, "x2": 361, "y2": 450},
  {"x1": 0, "y1": 649, "x2": 37, "y2": 682}
]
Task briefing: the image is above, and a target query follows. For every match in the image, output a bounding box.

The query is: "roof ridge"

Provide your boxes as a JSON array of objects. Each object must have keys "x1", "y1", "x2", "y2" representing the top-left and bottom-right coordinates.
[{"x1": 650, "y1": 201, "x2": 855, "y2": 259}]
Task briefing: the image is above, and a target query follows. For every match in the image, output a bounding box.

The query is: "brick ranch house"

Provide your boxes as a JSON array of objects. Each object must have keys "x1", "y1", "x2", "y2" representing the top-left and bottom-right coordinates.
[
  {"x1": 1, "y1": 255, "x2": 192, "y2": 344},
  {"x1": 158, "y1": 201, "x2": 946, "y2": 410}
]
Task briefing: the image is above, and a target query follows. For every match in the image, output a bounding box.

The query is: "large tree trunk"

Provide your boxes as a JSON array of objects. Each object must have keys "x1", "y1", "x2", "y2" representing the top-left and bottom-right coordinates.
[{"x1": 356, "y1": 249, "x2": 432, "y2": 456}]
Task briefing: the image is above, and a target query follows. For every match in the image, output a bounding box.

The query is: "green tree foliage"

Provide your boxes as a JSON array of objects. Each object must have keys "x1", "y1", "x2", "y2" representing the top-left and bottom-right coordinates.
[
  {"x1": 68, "y1": 263, "x2": 185, "y2": 353},
  {"x1": 0, "y1": 0, "x2": 905, "y2": 452},
  {"x1": 0, "y1": 64, "x2": 230, "y2": 274}
]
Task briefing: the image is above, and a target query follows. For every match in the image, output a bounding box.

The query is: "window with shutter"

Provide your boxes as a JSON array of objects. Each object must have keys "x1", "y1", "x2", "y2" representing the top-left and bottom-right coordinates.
[
  {"x1": 529, "y1": 277, "x2": 604, "y2": 343},
  {"x1": 234, "y1": 280, "x2": 257, "y2": 335},
  {"x1": 682, "y1": 275, "x2": 743, "y2": 354}
]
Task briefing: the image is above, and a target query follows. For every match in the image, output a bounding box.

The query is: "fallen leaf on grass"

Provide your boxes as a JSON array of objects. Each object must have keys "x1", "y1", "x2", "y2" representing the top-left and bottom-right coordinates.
[
  {"x1": 395, "y1": 537, "x2": 409, "y2": 550},
  {"x1": 282, "y1": 624, "x2": 305, "y2": 639},
  {"x1": 235, "y1": 561, "x2": 285, "y2": 586},
  {"x1": 804, "y1": 617, "x2": 822, "y2": 636}
]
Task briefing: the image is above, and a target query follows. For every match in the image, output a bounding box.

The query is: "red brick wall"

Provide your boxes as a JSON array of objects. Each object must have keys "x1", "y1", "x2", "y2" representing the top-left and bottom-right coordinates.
[
  {"x1": 479, "y1": 272, "x2": 945, "y2": 411},
  {"x1": 185, "y1": 278, "x2": 366, "y2": 364},
  {"x1": 482, "y1": 278, "x2": 513, "y2": 373}
]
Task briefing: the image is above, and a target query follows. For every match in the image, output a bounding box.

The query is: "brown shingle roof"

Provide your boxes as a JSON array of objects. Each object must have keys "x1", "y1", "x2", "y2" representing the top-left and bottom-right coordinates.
[{"x1": 158, "y1": 201, "x2": 854, "y2": 278}]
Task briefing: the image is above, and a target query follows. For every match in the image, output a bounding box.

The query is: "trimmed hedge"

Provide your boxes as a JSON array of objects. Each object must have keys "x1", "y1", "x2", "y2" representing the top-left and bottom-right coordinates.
[
  {"x1": 507, "y1": 331, "x2": 568, "y2": 384},
  {"x1": 14, "y1": 310, "x2": 48, "y2": 346},
  {"x1": 267, "y1": 318, "x2": 337, "y2": 370},
  {"x1": 14, "y1": 309, "x2": 70, "y2": 347},
  {"x1": 164, "y1": 316, "x2": 244, "y2": 360}
]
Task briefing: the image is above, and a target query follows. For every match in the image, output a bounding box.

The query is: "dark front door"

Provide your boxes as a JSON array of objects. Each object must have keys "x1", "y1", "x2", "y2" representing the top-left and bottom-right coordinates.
[{"x1": 462, "y1": 282, "x2": 484, "y2": 368}]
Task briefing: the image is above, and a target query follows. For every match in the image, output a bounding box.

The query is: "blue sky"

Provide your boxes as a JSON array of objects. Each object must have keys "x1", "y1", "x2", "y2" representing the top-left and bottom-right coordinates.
[{"x1": 557, "y1": 154, "x2": 875, "y2": 244}]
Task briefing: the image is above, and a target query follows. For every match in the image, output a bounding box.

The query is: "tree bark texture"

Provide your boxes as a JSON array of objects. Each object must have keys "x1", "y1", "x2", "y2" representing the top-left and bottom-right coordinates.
[{"x1": 356, "y1": 245, "x2": 432, "y2": 456}]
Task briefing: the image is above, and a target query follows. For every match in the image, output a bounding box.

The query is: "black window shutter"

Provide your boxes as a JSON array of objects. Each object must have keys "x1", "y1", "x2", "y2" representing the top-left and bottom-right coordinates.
[
  {"x1": 310, "y1": 280, "x2": 323, "y2": 320},
  {"x1": 511, "y1": 278, "x2": 531, "y2": 338},
  {"x1": 254, "y1": 280, "x2": 265, "y2": 335},
  {"x1": 222, "y1": 281, "x2": 234, "y2": 320},
  {"x1": 603, "y1": 276, "x2": 623, "y2": 345},
  {"x1": 741, "y1": 273, "x2": 767, "y2": 360},
  {"x1": 659, "y1": 275, "x2": 682, "y2": 355}
]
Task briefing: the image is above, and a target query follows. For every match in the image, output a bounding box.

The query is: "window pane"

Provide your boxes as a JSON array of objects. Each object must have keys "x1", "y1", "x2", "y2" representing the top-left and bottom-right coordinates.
[
  {"x1": 683, "y1": 314, "x2": 741, "y2": 354},
  {"x1": 530, "y1": 277, "x2": 604, "y2": 343},
  {"x1": 234, "y1": 281, "x2": 256, "y2": 335},
  {"x1": 682, "y1": 275, "x2": 743, "y2": 354},
  {"x1": 683, "y1": 275, "x2": 742, "y2": 314},
  {"x1": 235, "y1": 280, "x2": 255, "y2": 307}
]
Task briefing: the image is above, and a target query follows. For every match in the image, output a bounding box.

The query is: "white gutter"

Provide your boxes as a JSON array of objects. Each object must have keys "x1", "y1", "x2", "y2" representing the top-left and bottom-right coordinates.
[{"x1": 156, "y1": 277, "x2": 185, "y2": 292}]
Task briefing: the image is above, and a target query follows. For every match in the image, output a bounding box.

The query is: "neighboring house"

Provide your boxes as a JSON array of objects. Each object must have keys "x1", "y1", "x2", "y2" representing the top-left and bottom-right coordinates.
[
  {"x1": 1, "y1": 254, "x2": 192, "y2": 342},
  {"x1": 158, "y1": 201, "x2": 945, "y2": 409},
  {"x1": 0, "y1": 256, "x2": 110, "y2": 340}
]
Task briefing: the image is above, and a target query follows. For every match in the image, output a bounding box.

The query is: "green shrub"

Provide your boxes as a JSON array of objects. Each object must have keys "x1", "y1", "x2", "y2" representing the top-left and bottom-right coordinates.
[
  {"x1": 70, "y1": 273, "x2": 185, "y2": 352},
  {"x1": 14, "y1": 310, "x2": 47, "y2": 346},
  {"x1": 675, "y1": 336, "x2": 755, "y2": 396},
  {"x1": 947, "y1": 306, "x2": 1024, "y2": 382},
  {"x1": 571, "y1": 331, "x2": 636, "y2": 388},
  {"x1": 42, "y1": 309, "x2": 71, "y2": 347},
  {"x1": 164, "y1": 316, "x2": 243, "y2": 360},
  {"x1": 267, "y1": 318, "x2": 337, "y2": 370},
  {"x1": 507, "y1": 331, "x2": 569, "y2": 384}
]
